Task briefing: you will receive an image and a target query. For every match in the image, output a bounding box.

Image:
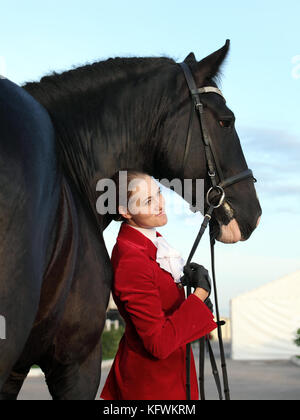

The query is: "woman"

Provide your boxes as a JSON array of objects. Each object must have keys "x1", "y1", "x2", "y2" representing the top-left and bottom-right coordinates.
[{"x1": 100, "y1": 170, "x2": 217, "y2": 400}]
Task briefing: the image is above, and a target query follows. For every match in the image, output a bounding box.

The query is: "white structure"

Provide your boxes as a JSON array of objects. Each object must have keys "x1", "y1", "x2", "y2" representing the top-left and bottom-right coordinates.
[
  {"x1": 231, "y1": 270, "x2": 300, "y2": 360},
  {"x1": 107, "y1": 292, "x2": 117, "y2": 310},
  {"x1": 105, "y1": 319, "x2": 120, "y2": 331},
  {"x1": 210, "y1": 317, "x2": 231, "y2": 342}
]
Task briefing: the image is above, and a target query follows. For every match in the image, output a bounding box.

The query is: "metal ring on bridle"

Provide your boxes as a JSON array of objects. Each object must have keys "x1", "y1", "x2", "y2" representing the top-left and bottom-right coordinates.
[{"x1": 206, "y1": 186, "x2": 225, "y2": 208}]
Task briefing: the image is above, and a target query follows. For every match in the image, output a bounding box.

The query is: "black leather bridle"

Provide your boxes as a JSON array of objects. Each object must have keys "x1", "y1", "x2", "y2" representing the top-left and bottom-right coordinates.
[
  {"x1": 178, "y1": 61, "x2": 257, "y2": 401},
  {"x1": 179, "y1": 61, "x2": 256, "y2": 200}
]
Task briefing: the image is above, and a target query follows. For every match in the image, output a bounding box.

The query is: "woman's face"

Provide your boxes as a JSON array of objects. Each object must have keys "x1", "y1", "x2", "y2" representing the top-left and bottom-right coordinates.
[{"x1": 119, "y1": 175, "x2": 168, "y2": 228}]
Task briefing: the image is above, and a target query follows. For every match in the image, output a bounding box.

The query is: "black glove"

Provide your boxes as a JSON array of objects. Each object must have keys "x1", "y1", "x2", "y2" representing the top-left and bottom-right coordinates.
[{"x1": 180, "y1": 262, "x2": 211, "y2": 298}]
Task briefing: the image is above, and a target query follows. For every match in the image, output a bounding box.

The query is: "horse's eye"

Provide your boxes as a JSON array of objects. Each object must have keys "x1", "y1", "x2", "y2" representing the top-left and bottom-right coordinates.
[{"x1": 219, "y1": 119, "x2": 233, "y2": 128}]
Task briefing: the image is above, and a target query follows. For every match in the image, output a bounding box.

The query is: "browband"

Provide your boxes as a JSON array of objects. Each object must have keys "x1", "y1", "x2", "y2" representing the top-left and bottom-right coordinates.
[{"x1": 197, "y1": 87, "x2": 225, "y2": 100}]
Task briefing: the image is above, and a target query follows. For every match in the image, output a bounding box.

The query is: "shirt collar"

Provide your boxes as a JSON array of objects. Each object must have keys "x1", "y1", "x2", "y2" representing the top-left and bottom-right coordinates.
[{"x1": 126, "y1": 224, "x2": 157, "y2": 243}]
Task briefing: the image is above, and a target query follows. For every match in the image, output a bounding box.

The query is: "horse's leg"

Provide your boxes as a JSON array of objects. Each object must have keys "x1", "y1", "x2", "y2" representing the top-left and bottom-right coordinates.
[
  {"x1": 0, "y1": 367, "x2": 30, "y2": 400},
  {"x1": 41, "y1": 184, "x2": 112, "y2": 400},
  {"x1": 0, "y1": 177, "x2": 78, "y2": 400},
  {"x1": 0, "y1": 78, "x2": 60, "y2": 391},
  {"x1": 42, "y1": 338, "x2": 103, "y2": 400}
]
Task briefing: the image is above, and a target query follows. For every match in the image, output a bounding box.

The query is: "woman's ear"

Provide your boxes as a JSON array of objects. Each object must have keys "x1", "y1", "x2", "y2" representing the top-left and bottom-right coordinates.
[{"x1": 119, "y1": 205, "x2": 131, "y2": 220}]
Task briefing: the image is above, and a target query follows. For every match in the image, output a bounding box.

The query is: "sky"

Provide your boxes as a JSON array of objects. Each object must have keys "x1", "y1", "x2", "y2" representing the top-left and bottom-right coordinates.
[{"x1": 1, "y1": 0, "x2": 299, "y2": 315}]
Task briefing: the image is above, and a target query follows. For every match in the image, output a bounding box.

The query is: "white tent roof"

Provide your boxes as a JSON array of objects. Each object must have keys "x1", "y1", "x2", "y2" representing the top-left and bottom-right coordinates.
[{"x1": 231, "y1": 270, "x2": 300, "y2": 360}]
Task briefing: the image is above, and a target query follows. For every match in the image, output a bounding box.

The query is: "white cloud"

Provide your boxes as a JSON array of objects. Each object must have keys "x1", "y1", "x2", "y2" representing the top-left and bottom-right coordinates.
[{"x1": 238, "y1": 126, "x2": 300, "y2": 204}]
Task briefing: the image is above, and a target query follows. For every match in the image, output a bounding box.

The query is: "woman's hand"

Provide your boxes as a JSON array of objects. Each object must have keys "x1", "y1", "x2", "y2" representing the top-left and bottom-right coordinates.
[{"x1": 180, "y1": 262, "x2": 212, "y2": 297}]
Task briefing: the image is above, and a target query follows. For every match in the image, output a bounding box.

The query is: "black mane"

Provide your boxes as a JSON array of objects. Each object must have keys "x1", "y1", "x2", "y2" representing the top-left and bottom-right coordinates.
[
  {"x1": 22, "y1": 56, "x2": 176, "y2": 111},
  {"x1": 22, "y1": 56, "x2": 178, "y2": 207}
]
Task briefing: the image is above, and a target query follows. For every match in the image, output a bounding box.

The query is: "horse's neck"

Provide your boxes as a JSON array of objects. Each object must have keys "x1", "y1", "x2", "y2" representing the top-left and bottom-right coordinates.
[{"x1": 24, "y1": 71, "x2": 165, "y2": 225}]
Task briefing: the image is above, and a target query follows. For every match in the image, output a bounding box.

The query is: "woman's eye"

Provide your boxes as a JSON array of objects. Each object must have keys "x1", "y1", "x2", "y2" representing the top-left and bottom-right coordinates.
[{"x1": 145, "y1": 189, "x2": 161, "y2": 205}]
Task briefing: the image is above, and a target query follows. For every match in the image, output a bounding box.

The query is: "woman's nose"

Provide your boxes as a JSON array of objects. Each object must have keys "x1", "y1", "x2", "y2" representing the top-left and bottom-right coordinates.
[
  {"x1": 153, "y1": 198, "x2": 163, "y2": 212},
  {"x1": 158, "y1": 196, "x2": 165, "y2": 210}
]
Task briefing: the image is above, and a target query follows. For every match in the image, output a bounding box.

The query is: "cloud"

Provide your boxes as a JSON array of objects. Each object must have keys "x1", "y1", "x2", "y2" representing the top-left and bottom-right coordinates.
[
  {"x1": 238, "y1": 126, "x2": 300, "y2": 201},
  {"x1": 240, "y1": 126, "x2": 300, "y2": 153}
]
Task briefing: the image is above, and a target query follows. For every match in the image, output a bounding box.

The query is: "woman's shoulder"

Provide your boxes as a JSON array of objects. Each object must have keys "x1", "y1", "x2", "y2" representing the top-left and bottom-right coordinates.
[
  {"x1": 111, "y1": 240, "x2": 156, "y2": 293},
  {"x1": 111, "y1": 238, "x2": 151, "y2": 269}
]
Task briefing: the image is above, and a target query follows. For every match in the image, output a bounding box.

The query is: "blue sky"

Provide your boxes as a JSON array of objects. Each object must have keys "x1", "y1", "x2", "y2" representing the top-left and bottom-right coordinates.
[{"x1": 1, "y1": 0, "x2": 299, "y2": 315}]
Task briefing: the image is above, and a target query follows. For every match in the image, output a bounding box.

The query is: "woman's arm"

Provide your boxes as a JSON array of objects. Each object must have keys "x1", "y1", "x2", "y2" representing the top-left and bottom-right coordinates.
[
  {"x1": 113, "y1": 250, "x2": 217, "y2": 360},
  {"x1": 194, "y1": 287, "x2": 209, "y2": 301}
]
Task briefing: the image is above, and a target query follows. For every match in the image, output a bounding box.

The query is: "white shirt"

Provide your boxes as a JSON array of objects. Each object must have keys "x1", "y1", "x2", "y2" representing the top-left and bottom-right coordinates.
[{"x1": 127, "y1": 224, "x2": 185, "y2": 283}]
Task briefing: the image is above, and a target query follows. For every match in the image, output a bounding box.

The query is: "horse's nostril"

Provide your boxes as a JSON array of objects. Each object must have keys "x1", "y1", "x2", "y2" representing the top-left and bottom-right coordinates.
[{"x1": 256, "y1": 216, "x2": 261, "y2": 228}]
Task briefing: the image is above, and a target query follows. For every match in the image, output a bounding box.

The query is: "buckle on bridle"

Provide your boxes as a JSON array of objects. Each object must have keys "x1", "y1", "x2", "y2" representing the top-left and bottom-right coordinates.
[
  {"x1": 206, "y1": 186, "x2": 225, "y2": 208},
  {"x1": 194, "y1": 100, "x2": 203, "y2": 111}
]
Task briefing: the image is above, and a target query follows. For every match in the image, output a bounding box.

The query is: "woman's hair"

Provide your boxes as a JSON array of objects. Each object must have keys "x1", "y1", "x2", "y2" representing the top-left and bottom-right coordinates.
[{"x1": 111, "y1": 169, "x2": 151, "y2": 222}]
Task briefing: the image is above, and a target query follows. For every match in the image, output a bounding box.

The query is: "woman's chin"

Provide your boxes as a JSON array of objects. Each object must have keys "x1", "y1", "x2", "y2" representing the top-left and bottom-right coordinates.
[{"x1": 155, "y1": 213, "x2": 168, "y2": 226}]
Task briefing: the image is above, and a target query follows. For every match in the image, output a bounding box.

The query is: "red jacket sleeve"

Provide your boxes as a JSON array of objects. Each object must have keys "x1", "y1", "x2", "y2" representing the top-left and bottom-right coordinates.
[{"x1": 113, "y1": 250, "x2": 217, "y2": 360}]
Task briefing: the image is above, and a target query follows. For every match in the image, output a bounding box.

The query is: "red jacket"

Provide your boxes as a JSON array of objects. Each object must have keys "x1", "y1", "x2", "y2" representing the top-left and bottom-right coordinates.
[{"x1": 100, "y1": 221, "x2": 217, "y2": 400}]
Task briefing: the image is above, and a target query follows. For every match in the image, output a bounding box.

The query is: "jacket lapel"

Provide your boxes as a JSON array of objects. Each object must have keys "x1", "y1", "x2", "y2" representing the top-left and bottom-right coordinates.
[{"x1": 117, "y1": 221, "x2": 162, "y2": 261}]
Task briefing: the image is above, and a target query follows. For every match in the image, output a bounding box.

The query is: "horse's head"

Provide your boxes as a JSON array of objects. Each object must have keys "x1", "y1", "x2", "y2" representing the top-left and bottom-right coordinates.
[
  {"x1": 22, "y1": 43, "x2": 261, "y2": 240},
  {"x1": 158, "y1": 40, "x2": 262, "y2": 243}
]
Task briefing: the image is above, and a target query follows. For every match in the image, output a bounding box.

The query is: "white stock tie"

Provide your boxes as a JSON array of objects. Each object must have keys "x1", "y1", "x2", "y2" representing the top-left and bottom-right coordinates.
[
  {"x1": 125, "y1": 223, "x2": 186, "y2": 284},
  {"x1": 153, "y1": 236, "x2": 186, "y2": 283}
]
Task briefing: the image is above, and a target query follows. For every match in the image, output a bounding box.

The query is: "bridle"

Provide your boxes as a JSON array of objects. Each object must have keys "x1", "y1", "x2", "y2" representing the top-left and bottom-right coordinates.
[
  {"x1": 180, "y1": 61, "x2": 256, "y2": 204},
  {"x1": 178, "y1": 61, "x2": 257, "y2": 401}
]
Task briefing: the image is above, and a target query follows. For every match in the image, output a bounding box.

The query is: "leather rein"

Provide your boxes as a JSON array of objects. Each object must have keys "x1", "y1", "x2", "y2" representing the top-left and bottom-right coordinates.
[{"x1": 178, "y1": 61, "x2": 257, "y2": 401}]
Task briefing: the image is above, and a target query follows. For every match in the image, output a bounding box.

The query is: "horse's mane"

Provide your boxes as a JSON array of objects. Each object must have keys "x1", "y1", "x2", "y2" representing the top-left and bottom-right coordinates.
[
  {"x1": 22, "y1": 56, "x2": 179, "y2": 212},
  {"x1": 22, "y1": 56, "x2": 177, "y2": 110}
]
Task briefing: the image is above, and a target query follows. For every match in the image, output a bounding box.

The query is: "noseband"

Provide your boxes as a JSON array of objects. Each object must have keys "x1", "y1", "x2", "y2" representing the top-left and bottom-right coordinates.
[
  {"x1": 178, "y1": 62, "x2": 258, "y2": 401},
  {"x1": 179, "y1": 61, "x2": 256, "y2": 211}
]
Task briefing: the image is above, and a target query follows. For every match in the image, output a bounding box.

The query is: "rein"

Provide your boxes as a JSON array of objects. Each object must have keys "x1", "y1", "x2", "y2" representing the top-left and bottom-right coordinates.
[{"x1": 178, "y1": 61, "x2": 257, "y2": 400}]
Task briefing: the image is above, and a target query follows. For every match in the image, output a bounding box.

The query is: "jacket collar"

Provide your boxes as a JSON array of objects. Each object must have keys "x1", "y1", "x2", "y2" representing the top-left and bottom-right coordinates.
[{"x1": 117, "y1": 221, "x2": 162, "y2": 261}]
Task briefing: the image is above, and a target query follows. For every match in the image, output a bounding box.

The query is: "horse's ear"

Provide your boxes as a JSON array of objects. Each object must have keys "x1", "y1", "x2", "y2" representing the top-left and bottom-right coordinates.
[
  {"x1": 184, "y1": 52, "x2": 196, "y2": 64},
  {"x1": 193, "y1": 39, "x2": 230, "y2": 83}
]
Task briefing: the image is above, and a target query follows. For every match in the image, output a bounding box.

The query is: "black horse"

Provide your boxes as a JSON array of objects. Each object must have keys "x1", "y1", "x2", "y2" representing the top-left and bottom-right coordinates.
[{"x1": 0, "y1": 40, "x2": 261, "y2": 399}]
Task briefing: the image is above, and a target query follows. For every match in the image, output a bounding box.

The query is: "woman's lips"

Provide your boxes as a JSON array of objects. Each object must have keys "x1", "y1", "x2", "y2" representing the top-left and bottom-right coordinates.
[{"x1": 157, "y1": 210, "x2": 166, "y2": 216}]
